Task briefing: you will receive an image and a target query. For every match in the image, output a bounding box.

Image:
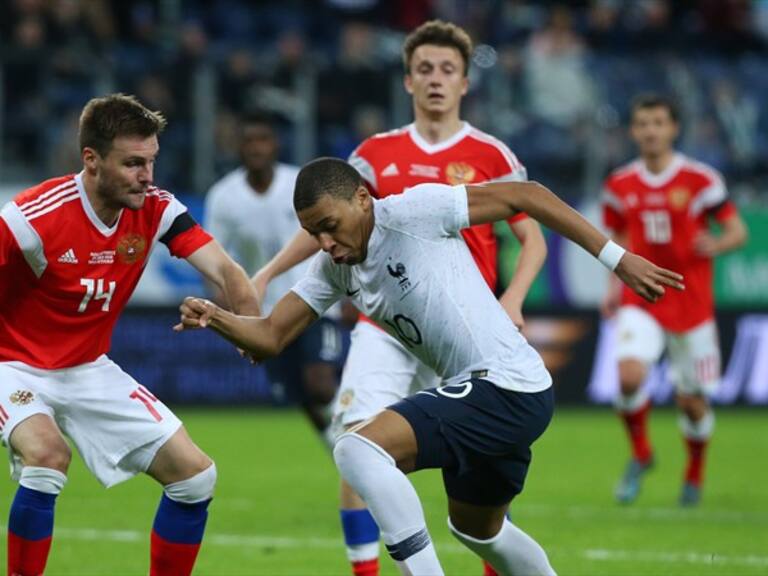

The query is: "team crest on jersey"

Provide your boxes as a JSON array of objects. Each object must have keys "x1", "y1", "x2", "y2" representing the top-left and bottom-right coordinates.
[
  {"x1": 338, "y1": 389, "x2": 354, "y2": 410},
  {"x1": 9, "y1": 390, "x2": 34, "y2": 406},
  {"x1": 668, "y1": 187, "x2": 690, "y2": 210},
  {"x1": 445, "y1": 162, "x2": 476, "y2": 185},
  {"x1": 117, "y1": 233, "x2": 147, "y2": 264}
]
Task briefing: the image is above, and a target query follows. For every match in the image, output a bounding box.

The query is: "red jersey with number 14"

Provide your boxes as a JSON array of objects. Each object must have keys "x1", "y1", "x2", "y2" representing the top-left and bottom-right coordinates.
[
  {"x1": 349, "y1": 122, "x2": 528, "y2": 290},
  {"x1": 602, "y1": 153, "x2": 737, "y2": 332},
  {"x1": 0, "y1": 173, "x2": 212, "y2": 369}
]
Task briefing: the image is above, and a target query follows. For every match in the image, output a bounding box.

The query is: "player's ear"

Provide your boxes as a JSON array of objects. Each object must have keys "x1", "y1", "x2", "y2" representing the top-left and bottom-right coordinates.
[
  {"x1": 460, "y1": 75, "x2": 468, "y2": 96},
  {"x1": 356, "y1": 185, "x2": 370, "y2": 209},
  {"x1": 82, "y1": 147, "x2": 99, "y2": 173},
  {"x1": 404, "y1": 74, "x2": 414, "y2": 95}
]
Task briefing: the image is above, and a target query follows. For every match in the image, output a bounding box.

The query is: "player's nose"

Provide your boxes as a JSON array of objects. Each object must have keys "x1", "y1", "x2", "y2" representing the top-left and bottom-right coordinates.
[{"x1": 317, "y1": 233, "x2": 335, "y2": 253}]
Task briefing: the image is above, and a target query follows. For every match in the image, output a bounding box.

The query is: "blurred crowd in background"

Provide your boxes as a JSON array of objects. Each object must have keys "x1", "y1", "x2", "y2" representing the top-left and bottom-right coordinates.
[{"x1": 2, "y1": 0, "x2": 768, "y2": 204}]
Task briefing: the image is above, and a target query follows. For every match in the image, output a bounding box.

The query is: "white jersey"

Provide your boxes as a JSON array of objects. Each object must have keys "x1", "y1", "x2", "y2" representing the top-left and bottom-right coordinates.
[
  {"x1": 204, "y1": 163, "x2": 305, "y2": 313},
  {"x1": 292, "y1": 183, "x2": 551, "y2": 393}
]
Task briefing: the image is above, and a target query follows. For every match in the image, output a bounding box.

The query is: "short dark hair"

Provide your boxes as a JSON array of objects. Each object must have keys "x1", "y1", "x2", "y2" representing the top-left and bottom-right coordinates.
[
  {"x1": 294, "y1": 157, "x2": 362, "y2": 212},
  {"x1": 630, "y1": 93, "x2": 679, "y2": 123},
  {"x1": 240, "y1": 110, "x2": 276, "y2": 131},
  {"x1": 402, "y1": 20, "x2": 473, "y2": 77},
  {"x1": 79, "y1": 93, "x2": 167, "y2": 156}
]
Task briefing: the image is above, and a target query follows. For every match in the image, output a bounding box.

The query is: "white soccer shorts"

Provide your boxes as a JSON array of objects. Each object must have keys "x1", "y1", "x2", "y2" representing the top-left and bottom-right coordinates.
[
  {"x1": 616, "y1": 305, "x2": 721, "y2": 396},
  {"x1": 0, "y1": 355, "x2": 181, "y2": 487},
  {"x1": 331, "y1": 321, "x2": 440, "y2": 434}
]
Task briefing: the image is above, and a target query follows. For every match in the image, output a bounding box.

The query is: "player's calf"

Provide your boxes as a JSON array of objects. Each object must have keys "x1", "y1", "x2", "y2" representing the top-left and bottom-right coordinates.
[
  {"x1": 8, "y1": 466, "x2": 67, "y2": 576},
  {"x1": 150, "y1": 463, "x2": 217, "y2": 576}
]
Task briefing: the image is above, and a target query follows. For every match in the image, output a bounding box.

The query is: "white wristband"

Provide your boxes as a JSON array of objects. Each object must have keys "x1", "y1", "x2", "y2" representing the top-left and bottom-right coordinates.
[{"x1": 598, "y1": 240, "x2": 626, "y2": 271}]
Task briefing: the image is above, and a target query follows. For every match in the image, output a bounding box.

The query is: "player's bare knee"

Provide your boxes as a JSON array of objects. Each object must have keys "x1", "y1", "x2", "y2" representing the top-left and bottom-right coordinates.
[
  {"x1": 618, "y1": 360, "x2": 646, "y2": 393},
  {"x1": 448, "y1": 511, "x2": 504, "y2": 541},
  {"x1": 676, "y1": 394, "x2": 708, "y2": 421}
]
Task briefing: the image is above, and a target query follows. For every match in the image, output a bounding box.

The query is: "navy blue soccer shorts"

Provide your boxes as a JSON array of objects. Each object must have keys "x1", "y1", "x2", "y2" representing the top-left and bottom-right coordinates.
[
  {"x1": 389, "y1": 378, "x2": 554, "y2": 506},
  {"x1": 264, "y1": 317, "x2": 348, "y2": 404}
]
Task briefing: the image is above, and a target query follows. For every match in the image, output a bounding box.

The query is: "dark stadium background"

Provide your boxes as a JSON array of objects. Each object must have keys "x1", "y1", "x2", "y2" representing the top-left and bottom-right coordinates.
[{"x1": 2, "y1": 0, "x2": 767, "y2": 407}]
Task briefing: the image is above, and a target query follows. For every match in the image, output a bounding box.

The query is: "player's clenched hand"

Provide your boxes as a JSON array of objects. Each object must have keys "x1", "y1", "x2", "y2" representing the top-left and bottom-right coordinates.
[
  {"x1": 614, "y1": 253, "x2": 684, "y2": 303},
  {"x1": 174, "y1": 297, "x2": 219, "y2": 331},
  {"x1": 693, "y1": 231, "x2": 720, "y2": 258}
]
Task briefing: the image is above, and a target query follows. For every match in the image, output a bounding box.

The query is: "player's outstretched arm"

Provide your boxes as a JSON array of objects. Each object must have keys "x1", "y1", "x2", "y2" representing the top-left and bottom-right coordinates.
[
  {"x1": 251, "y1": 229, "x2": 320, "y2": 302},
  {"x1": 175, "y1": 291, "x2": 318, "y2": 362},
  {"x1": 466, "y1": 181, "x2": 685, "y2": 303},
  {"x1": 186, "y1": 240, "x2": 261, "y2": 316}
]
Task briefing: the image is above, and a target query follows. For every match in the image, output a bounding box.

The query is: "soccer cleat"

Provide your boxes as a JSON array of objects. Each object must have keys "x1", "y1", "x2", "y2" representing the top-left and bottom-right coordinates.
[
  {"x1": 679, "y1": 482, "x2": 701, "y2": 507},
  {"x1": 615, "y1": 456, "x2": 655, "y2": 504}
]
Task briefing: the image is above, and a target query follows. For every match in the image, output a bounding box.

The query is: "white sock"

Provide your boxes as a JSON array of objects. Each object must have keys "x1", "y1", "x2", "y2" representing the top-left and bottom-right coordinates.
[
  {"x1": 334, "y1": 433, "x2": 444, "y2": 575},
  {"x1": 449, "y1": 517, "x2": 556, "y2": 576},
  {"x1": 678, "y1": 409, "x2": 715, "y2": 440}
]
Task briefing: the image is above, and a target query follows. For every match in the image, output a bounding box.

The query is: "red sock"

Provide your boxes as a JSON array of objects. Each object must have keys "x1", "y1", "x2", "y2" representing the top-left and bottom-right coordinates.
[
  {"x1": 483, "y1": 559, "x2": 499, "y2": 576},
  {"x1": 619, "y1": 400, "x2": 653, "y2": 463},
  {"x1": 351, "y1": 558, "x2": 379, "y2": 576},
  {"x1": 150, "y1": 531, "x2": 202, "y2": 576},
  {"x1": 8, "y1": 532, "x2": 52, "y2": 576},
  {"x1": 684, "y1": 438, "x2": 708, "y2": 486}
]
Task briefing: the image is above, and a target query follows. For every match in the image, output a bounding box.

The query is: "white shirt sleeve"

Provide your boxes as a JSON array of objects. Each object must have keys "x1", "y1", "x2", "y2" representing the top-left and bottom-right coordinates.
[
  {"x1": 203, "y1": 188, "x2": 233, "y2": 249},
  {"x1": 290, "y1": 252, "x2": 343, "y2": 317},
  {"x1": 382, "y1": 183, "x2": 469, "y2": 239}
]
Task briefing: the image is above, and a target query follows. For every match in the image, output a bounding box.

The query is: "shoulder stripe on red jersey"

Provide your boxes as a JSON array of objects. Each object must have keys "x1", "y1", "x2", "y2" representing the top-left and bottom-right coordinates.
[
  {"x1": 348, "y1": 152, "x2": 378, "y2": 192},
  {"x1": 467, "y1": 129, "x2": 524, "y2": 173},
  {"x1": 19, "y1": 178, "x2": 77, "y2": 211},
  {"x1": 0, "y1": 202, "x2": 47, "y2": 278},
  {"x1": 19, "y1": 181, "x2": 77, "y2": 214},
  {"x1": 601, "y1": 187, "x2": 624, "y2": 213},
  {"x1": 24, "y1": 192, "x2": 81, "y2": 221},
  {"x1": 369, "y1": 126, "x2": 409, "y2": 140}
]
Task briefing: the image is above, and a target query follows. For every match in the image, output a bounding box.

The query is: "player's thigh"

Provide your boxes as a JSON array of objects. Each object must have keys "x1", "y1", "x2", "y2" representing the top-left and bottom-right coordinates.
[
  {"x1": 333, "y1": 322, "x2": 423, "y2": 428},
  {"x1": 0, "y1": 362, "x2": 66, "y2": 477},
  {"x1": 388, "y1": 379, "x2": 554, "y2": 482},
  {"x1": 616, "y1": 306, "x2": 666, "y2": 367},
  {"x1": 350, "y1": 408, "x2": 420, "y2": 472},
  {"x1": 667, "y1": 319, "x2": 721, "y2": 396},
  {"x1": 146, "y1": 426, "x2": 212, "y2": 485},
  {"x1": 57, "y1": 356, "x2": 182, "y2": 488}
]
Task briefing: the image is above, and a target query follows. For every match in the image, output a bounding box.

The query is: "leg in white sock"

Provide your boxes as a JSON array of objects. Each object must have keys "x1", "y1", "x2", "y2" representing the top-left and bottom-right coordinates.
[
  {"x1": 449, "y1": 516, "x2": 556, "y2": 576},
  {"x1": 334, "y1": 432, "x2": 444, "y2": 575}
]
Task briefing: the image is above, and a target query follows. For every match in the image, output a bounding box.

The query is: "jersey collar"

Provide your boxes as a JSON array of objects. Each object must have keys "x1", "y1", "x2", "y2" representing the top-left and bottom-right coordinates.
[
  {"x1": 407, "y1": 122, "x2": 472, "y2": 155},
  {"x1": 636, "y1": 152, "x2": 685, "y2": 188},
  {"x1": 75, "y1": 171, "x2": 122, "y2": 237}
]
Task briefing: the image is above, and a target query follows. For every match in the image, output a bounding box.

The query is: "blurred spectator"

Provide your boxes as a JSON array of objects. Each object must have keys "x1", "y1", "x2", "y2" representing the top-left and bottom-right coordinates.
[
  {"x1": 524, "y1": 5, "x2": 595, "y2": 128},
  {"x1": 712, "y1": 78, "x2": 759, "y2": 169}
]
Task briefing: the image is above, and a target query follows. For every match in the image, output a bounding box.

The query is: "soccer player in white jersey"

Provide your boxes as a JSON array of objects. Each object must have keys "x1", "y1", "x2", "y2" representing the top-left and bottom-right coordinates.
[
  {"x1": 252, "y1": 21, "x2": 546, "y2": 576},
  {"x1": 177, "y1": 158, "x2": 683, "y2": 576},
  {"x1": 0, "y1": 94, "x2": 259, "y2": 575},
  {"x1": 205, "y1": 112, "x2": 345, "y2": 444}
]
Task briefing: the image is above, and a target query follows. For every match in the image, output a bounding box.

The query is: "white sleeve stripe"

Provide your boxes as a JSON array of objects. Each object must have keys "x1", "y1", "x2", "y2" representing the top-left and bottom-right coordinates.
[
  {"x1": 25, "y1": 193, "x2": 81, "y2": 221},
  {"x1": 690, "y1": 182, "x2": 727, "y2": 216},
  {"x1": 17, "y1": 180, "x2": 77, "y2": 212},
  {"x1": 348, "y1": 153, "x2": 378, "y2": 190},
  {"x1": 153, "y1": 197, "x2": 188, "y2": 246},
  {"x1": 468, "y1": 130, "x2": 524, "y2": 172},
  {"x1": 601, "y1": 189, "x2": 624, "y2": 213},
  {"x1": 0, "y1": 203, "x2": 47, "y2": 278}
]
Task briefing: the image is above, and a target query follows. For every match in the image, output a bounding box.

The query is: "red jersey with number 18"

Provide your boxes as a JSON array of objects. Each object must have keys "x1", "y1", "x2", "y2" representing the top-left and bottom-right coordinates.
[
  {"x1": 602, "y1": 153, "x2": 737, "y2": 332},
  {"x1": 0, "y1": 173, "x2": 212, "y2": 369}
]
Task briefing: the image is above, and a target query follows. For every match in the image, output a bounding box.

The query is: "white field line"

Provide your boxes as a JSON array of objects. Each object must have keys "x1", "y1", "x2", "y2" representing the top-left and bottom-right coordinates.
[
  {"x1": 2, "y1": 527, "x2": 767, "y2": 568},
  {"x1": 513, "y1": 503, "x2": 768, "y2": 525}
]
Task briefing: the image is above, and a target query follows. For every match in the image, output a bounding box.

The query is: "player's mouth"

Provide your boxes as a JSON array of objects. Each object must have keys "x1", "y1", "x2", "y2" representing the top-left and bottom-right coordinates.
[{"x1": 427, "y1": 92, "x2": 444, "y2": 101}]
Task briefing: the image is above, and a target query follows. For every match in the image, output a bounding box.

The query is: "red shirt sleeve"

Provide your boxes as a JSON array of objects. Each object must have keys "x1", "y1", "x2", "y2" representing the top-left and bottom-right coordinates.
[
  {"x1": 708, "y1": 199, "x2": 738, "y2": 224},
  {"x1": 507, "y1": 212, "x2": 528, "y2": 225},
  {"x1": 167, "y1": 224, "x2": 213, "y2": 258},
  {"x1": 0, "y1": 217, "x2": 19, "y2": 267}
]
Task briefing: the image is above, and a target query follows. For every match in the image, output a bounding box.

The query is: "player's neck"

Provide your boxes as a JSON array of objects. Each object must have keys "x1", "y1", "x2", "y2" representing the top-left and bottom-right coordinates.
[
  {"x1": 641, "y1": 150, "x2": 676, "y2": 175},
  {"x1": 82, "y1": 175, "x2": 120, "y2": 227},
  {"x1": 246, "y1": 167, "x2": 275, "y2": 195},
  {"x1": 412, "y1": 113, "x2": 464, "y2": 145}
]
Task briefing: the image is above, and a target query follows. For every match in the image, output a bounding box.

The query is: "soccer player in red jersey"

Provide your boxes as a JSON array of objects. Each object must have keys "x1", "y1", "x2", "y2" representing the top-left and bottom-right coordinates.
[
  {"x1": 0, "y1": 94, "x2": 259, "y2": 575},
  {"x1": 601, "y1": 94, "x2": 747, "y2": 506},
  {"x1": 253, "y1": 20, "x2": 546, "y2": 576}
]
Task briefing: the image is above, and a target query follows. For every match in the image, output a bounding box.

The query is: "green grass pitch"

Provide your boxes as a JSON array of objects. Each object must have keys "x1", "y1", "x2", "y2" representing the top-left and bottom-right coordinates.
[{"x1": 1, "y1": 408, "x2": 766, "y2": 575}]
